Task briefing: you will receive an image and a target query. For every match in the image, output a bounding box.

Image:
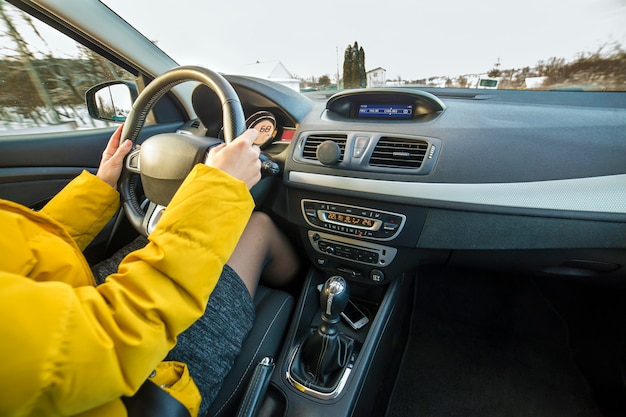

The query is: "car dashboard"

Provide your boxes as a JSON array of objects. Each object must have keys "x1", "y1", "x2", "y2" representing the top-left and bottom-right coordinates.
[
  {"x1": 272, "y1": 87, "x2": 626, "y2": 287},
  {"x1": 190, "y1": 79, "x2": 626, "y2": 286},
  {"x1": 188, "y1": 80, "x2": 626, "y2": 414}
]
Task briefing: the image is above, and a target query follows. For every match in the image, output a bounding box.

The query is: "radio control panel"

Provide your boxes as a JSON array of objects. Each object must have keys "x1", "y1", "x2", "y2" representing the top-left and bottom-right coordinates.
[
  {"x1": 307, "y1": 231, "x2": 398, "y2": 267},
  {"x1": 301, "y1": 199, "x2": 406, "y2": 241}
]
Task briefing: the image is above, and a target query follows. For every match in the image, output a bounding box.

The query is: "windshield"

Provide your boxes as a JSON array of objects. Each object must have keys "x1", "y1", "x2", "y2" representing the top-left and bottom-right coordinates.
[{"x1": 101, "y1": 0, "x2": 626, "y2": 92}]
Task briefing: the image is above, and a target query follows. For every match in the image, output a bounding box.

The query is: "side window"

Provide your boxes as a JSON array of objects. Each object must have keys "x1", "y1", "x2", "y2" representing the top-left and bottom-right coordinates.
[{"x1": 0, "y1": 2, "x2": 134, "y2": 135}]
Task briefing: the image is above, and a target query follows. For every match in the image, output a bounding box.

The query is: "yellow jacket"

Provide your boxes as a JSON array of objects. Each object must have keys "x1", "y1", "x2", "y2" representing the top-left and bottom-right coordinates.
[{"x1": 0, "y1": 164, "x2": 254, "y2": 417}]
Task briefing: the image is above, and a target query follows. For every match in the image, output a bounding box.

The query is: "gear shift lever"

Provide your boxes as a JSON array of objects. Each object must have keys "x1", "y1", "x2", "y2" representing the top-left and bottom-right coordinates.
[
  {"x1": 320, "y1": 275, "x2": 350, "y2": 328},
  {"x1": 292, "y1": 276, "x2": 354, "y2": 391}
]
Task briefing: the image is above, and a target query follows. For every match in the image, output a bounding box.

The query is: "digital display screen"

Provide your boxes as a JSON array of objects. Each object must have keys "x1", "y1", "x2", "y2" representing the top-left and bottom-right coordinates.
[
  {"x1": 324, "y1": 212, "x2": 377, "y2": 228},
  {"x1": 358, "y1": 104, "x2": 413, "y2": 119}
]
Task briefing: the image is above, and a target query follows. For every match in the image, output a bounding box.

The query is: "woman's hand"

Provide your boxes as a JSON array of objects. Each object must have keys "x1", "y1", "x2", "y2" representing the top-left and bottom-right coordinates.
[
  {"x1": 96, "y1": 124, "x2": 133, "y2": 190},
  {"x1": 205, "y1": 129, "x2": 262, "y2": 189}
]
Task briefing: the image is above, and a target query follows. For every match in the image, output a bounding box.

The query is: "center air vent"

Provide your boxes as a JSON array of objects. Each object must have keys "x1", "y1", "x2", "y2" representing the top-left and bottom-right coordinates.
[
  {"x1": 369, "y1": 137, "x2": 428, "y2": 169},
  {"x1": 302, "y1": 134, "x2": 347, "y2": 162}
]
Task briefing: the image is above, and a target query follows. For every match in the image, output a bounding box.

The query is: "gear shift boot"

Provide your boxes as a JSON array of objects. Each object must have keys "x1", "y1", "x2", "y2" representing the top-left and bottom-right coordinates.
[
  {"x1": 290, "y1": 328, "x2": 354, "y2": 393},
  {"x1": 288, "y1": 276, "x2": 356, "y2": 396}
]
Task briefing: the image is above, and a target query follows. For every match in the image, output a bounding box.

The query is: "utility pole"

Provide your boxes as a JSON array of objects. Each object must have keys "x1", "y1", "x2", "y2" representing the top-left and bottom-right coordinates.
[{"x1": 336, "y1": 46, "x2": 340, "y2": 89}]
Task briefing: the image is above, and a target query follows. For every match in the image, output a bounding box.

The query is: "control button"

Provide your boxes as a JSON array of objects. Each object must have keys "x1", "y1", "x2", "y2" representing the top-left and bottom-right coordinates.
[
  {"x1": 316, "y1": 257, "x2": 328, "y2": 266},
  {"x1": 366, "y1": 253, "x2": 379, "y2": 263},
  {"x1": 370, "y1": 269, "x2": 385, "y2": 283},
  {"x1": 353, "y1": 136, "x2": 370, "y2": 158},
  {"x1": 383, "y1": 222, "x2": 398, "y2": 231}
]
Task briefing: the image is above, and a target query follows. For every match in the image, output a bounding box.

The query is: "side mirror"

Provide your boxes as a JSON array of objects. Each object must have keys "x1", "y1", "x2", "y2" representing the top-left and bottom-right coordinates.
[{"x1": 86, "y1": 81, "x2": 138, "y2": 122}]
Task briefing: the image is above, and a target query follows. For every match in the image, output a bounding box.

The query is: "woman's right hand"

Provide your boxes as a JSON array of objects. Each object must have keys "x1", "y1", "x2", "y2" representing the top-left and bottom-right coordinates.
[{"x1": 205, "y1": 129, "x2": 262, "y2": 189}]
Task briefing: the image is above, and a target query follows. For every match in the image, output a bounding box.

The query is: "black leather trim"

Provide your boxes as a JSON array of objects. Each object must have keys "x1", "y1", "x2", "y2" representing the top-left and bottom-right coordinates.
[
  {"x1": 122, "y1": 379, "x2": 191, "y2": 417},
  {"x1": 209, "y1": 286, "x2": 294, "y2": 417},
  {"x1": 236, "y1": 357, "x2": 275, "y2": 417}
]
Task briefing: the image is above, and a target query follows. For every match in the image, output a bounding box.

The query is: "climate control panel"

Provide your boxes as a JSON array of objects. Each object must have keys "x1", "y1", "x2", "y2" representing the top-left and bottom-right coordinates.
[{"x1": 301, "y1": 199, "x2": 406, "y2": 241}]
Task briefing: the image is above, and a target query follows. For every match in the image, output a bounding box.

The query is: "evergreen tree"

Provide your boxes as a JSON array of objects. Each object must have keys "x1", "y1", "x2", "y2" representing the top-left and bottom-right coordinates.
[
  {"x1": 358, "y1": 45, "x2": 366, "y2": 87},
  {"x1": 343, "y1": 41, "x2": 366, "y2": 88},
  {"x1": 343, "y1": 45, "x2": 353, "y2": 88}
]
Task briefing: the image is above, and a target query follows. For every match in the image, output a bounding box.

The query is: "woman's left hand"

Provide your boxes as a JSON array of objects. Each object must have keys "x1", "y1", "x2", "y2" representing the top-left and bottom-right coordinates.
[{"x1": 96, "y1": 124, "x2": 133, "y2": 189}]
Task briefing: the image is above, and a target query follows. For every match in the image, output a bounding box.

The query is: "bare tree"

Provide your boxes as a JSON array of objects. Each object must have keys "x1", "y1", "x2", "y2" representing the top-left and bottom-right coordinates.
[{"x1": 0, "y1": 3, "x2": 60, "y2": 123}]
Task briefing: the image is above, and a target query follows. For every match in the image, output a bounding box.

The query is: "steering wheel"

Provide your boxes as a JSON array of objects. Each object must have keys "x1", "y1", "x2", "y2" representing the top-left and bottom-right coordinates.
[{"x1": 118, "y1": 65, "x2": 267, "y2": 236}]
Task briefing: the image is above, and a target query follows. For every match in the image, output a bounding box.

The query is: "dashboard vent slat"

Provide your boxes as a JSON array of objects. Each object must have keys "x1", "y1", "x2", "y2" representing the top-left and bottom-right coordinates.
[
  {"x1": 302, "y1": 134, "x2": 347, "y2": 162},
  {"x1": 369, "y1": 137, "x2": 428, "y2": 169}
]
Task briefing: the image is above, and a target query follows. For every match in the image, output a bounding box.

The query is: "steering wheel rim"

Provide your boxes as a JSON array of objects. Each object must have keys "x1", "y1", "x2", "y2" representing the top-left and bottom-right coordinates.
[{"x1": 119, "y1": 66, "x2": 246, "y2": 236}]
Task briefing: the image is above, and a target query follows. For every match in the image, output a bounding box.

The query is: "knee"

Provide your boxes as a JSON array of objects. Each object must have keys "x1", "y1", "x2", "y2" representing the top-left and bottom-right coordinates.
[{"x1": 248, "y1": 211, "x2": 273, "y2": 231}]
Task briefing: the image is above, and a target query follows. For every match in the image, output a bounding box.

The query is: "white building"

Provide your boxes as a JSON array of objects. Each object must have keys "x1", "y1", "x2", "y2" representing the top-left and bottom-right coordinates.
[
  {"x1": 524, "y1": 76, "x2": 548, "y2": 89},
  {"x1": 366, "y1": 67, "x2": 386, "y2": 87}
]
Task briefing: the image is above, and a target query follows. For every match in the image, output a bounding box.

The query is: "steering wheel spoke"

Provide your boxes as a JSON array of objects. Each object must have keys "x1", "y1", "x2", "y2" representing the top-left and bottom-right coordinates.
[
  {"x1": 125, "y1": 148, "x2": 142, "y2": 174},
  {"x1": 144, "y1": 201, "x2": 166, "y2": 235}
]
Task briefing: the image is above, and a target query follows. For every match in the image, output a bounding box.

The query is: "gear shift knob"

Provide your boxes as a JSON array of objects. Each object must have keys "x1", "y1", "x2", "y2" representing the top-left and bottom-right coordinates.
[
  {"x1": 292, "y1": 276, "x2": 354, "y2": 389},
  {"x1": 320, "y1": 276, "x2": 350, "y2": 324}
]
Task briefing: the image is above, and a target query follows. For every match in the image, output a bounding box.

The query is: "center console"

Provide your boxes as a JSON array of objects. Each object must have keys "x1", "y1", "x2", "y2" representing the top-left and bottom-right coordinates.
[
  {"x1": 252, "y1": 190, "x2": 433, "y2": 416},
  {"x1": 258, "y1": 267, "x2": 414, "y2": 417}
]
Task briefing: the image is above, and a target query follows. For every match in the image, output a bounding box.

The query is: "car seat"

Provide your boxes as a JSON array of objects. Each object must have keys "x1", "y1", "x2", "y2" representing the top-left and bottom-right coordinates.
[
  {"x1": 207, "y1": 285, "x2": 294, "y2": 416},
  {"x1": 123, "y1": 285, "x2": 294, "y2": 417}
]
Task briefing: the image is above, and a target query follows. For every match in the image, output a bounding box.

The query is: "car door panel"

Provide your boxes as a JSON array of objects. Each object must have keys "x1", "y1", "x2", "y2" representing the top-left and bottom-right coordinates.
[{"x1": 0, "y1": 122, "x2": 183, "y2": 208}]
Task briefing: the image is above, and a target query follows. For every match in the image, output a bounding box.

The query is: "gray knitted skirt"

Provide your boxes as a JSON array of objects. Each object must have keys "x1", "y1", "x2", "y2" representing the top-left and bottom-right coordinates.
[{"x1": 91, "y1": 236, "x2": 255, "y2": 415}]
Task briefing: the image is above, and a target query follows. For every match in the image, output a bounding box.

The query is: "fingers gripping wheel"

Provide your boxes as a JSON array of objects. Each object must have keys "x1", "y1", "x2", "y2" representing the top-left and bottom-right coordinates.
[{"x1": 118, "y1": 66, "x2": 246, "y2": 236}]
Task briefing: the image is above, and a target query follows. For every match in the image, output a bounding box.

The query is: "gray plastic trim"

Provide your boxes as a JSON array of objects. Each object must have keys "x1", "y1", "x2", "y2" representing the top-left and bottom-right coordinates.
[
  {"x1": 287, "y1": 172, "x2": 626, "y2": 214},
  {"x1": 306, "y1": 231, "x2": 398, "y2": 266}
]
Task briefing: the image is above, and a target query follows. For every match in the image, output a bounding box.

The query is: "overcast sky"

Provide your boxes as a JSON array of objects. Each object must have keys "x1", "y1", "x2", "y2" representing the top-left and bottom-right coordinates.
[{"x1": 102, "y1": 0, "x2": 626, "y2": 81}]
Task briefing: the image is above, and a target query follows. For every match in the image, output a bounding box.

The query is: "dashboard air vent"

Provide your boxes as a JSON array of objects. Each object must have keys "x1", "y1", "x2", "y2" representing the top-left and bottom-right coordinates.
[
  {"x1": 302, "y1": 134, "x2": 347, "y2": 162},
  {"x1": 369, "y1": 137, "x2": 428, "y2": 169}
]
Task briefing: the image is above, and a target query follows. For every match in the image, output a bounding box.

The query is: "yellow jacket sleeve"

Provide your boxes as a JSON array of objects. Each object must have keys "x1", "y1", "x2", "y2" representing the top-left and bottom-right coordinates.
[
  {"x1": 41, "y1": 170, "x2": 121, "y2": 251},
  {"x1": 0, "y1": 164, "x2": 254, "y2": 416}
]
